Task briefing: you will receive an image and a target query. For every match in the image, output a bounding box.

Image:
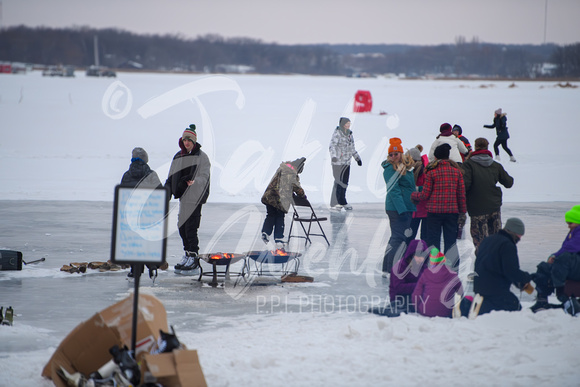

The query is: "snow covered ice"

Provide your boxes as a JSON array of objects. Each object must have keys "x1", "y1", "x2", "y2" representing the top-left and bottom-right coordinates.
[{"x1": 1, "y1": 71, "x2": 579, "y2": 386}]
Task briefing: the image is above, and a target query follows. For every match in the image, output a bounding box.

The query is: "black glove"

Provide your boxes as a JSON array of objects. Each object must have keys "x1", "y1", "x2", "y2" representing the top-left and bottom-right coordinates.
[
  {"x1": 356, "y1": 158, "x2": 362, "y2": 166},
  {"x1": 331, "y1": 157, "x2": 338, "y2": 163}
]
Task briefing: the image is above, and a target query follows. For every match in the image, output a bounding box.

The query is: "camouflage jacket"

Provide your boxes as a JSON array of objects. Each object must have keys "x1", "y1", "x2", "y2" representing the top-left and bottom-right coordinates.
[{"x1": 261, "y1": 158, "x2": 306, "y2": 213}]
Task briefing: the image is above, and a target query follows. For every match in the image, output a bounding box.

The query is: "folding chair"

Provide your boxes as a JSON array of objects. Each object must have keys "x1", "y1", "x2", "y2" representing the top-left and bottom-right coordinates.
[{"x1": 287, "y1": 195, "x2": 330, "y2": 246}]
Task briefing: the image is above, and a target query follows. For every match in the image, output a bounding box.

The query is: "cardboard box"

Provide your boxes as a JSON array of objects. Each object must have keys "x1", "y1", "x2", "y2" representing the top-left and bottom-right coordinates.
[
  {"x1": 143, "y1": 349, "x2": 207, "y2": 387},
  {"x1": 42, "y1": 294, "x2": 169, "y2": 387}
]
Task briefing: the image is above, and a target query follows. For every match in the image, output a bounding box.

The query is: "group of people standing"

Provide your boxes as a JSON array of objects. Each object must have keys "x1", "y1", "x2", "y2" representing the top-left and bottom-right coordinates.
[
  {"x1": 118, "y1": 115, "x2": 579, "y2": 319},
  {"x1": 120, "y1": 124, "x2": 211, "y2": 277},
  {"x1": 381, "y1": 115, "x2": 514, "y2": 278},
  {"x1": 377, "y1": 109, "x2": 579, "y2": 317}
]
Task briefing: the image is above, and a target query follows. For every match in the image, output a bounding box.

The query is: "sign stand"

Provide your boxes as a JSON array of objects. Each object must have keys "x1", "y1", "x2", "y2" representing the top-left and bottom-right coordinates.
[
  {"x1": 111, "y1": 185, "x2": 169, "y2": 356},
  {"x1": 130, "y1": 263, "x2": 143, "y2": 354}
]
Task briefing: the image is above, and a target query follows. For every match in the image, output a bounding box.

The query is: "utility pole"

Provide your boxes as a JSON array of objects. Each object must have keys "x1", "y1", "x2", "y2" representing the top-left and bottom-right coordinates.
[
  {"x1": 543, "y1": 0, "x2": 548, "y2": 44},
  {"x1": 93, "y1": 35, "x2": 100, "y2": 67}
]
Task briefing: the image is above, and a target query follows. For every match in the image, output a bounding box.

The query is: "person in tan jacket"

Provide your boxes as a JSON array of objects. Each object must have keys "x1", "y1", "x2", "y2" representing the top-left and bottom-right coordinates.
[{"x1": 261, "y1": 157, "x2": 307, "y2": 250}]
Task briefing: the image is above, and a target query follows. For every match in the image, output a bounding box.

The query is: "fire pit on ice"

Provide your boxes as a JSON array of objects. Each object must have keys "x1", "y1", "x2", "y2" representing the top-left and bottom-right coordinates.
[
  {"x1": 197, "y1": 253, "x2": 246, "y2": 286},
  {"x1": 244, "y1": 249, "x2": 302, "y2": 276}
]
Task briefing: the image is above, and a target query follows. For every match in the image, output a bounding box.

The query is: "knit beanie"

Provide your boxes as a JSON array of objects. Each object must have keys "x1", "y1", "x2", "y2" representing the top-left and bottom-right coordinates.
[
  {"x1": 440, "y1": 123, "x2": 453, "y2": 135},
  {"x1": 388, "y1": 137, "x2": 403, "y2": 154},
  {"x1": 429, "y1": 247, "x2": 446, "y2": 265},
  {"x1": 407, "y1": 147, "x2": 421, "y2": 162},
  {"x1": 565, "y1": 205, "x2": 580, "y2": 224},
  {"x1": 504, "y1": 218, "x2": 525, "y2": 236},
  {"x1": 433, "y1": 143, "x2": 451, "y2": 160},
  {"x1": 452, "y1": 124, "x2": 462, "y2": 135},
  {"x1": 474, "y1": 137, "x2": 489, "y2": 151},
  {"x1": 495, "y1": 108, "x2": 503, "y2": 115},
  {"x1": 131, "y1": 147, "x2": 148, "y2": 163},
  {"x1": 182, "y1": 124, "x2": 197, "y2": 143},
  {"x1": 339, "y1": 117, "x2": 351, "y2": 128}
]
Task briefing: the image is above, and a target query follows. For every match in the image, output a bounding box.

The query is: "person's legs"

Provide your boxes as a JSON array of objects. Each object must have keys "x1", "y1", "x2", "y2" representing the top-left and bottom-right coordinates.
[
  {"x1": 424, "y1": 213, "x2": 442, "y2": 253},
  {"x1": 337, "y1": 164, "x2": 350, "y2": 205},
  {"x1": 493, "y1": 138, "x2": 501, "y2": 156},
  {"x1": 262, "y1": 204, "x2": 277, "y2": 236},
  {"x1": 551, "y1": 253, "x2": 580, "y2": 302},
  {"x1": 407, "y1": 216, "x2": 421, "y2": 243},
  {"x1": 488, "y1": 210, "x2": 502, "y2": 236},
  {"x1": 419, "y1": 217, "x2": 427, "y2": 241},
  {"x1": 178, "y1": 204, "x2": 203, "y2": 254},
  {"x1": 331, "y1": 164, "x2": 347, "y2": 206},
  {"x1": 383, "y1": 211, "x2": 411, "y2": 273},
  {"x1": 479, "y1": 293, "x2": 521, "y2": 315},
  {"x1": 442, "y1": 213, "x2": 460, "y2": 269},
  {"x1": 500, "y1": 139, "x2": 513, "y2": 157},
  {"x1": 272, "y1": 209, "x2": 286, "y2": 242},
  {"x1": 469, "y1": 214, "x2": 486, "y2": 251}
]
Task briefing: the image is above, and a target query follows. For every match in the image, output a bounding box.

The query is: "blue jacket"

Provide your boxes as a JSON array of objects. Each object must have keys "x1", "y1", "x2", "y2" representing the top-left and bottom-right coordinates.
[{"x1": 382, "y1": 161, "x2": 416, "y2": 214}]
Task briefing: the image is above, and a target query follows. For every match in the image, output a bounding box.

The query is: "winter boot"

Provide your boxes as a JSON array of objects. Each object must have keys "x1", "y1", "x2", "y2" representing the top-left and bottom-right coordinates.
[
  {"x1": 261, "y1": 232, "x2": 270, "y2": 244},
  {"x1": 174, "y1": 253, "x2": 188, "y2": 272},
  {"x1": 564, "y1": 297, "x2": 580, "y2": 316},
  {"x1": 509, "y1": 155, "x2": 517, "y2": 162},
  {"x1": 181, "y1": 252, "x2": 200, "y2": 271},
  {"x1": 530, "y1": 295, "x2": 550, "y2": 313}
]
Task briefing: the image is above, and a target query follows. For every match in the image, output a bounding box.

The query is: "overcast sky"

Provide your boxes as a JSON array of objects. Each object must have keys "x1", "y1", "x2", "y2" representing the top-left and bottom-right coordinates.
[{"x1": 2, "y1": 0, "x2": 579, "y2": 46}]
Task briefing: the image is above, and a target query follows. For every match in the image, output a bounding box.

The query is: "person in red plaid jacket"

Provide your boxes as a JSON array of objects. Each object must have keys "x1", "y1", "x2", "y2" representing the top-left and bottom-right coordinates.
[{"x1": 411, "y1": 143, "x2": 467, "y2": 269}]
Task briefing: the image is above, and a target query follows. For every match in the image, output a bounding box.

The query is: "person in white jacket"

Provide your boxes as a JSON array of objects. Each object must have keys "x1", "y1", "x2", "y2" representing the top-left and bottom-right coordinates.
[
  {"x1": 328, "y1": 117, "x2": 362, "y2": 210},
  {"x1": 428, "y1": 123, "x2": 468, "y2": 164}
]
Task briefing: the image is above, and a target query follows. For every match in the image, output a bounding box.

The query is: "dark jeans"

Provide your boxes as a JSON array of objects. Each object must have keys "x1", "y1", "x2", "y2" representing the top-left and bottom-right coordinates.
[
  {"x1": 178, "y1": 204, "x2": 203, "y2": 253},
  {"x1": 383, "y1": 211, "x2": 412, "y2": 273},
  {"x1": 262, "y1": 204, "x2": 286, "y2": 241},
  {"x1": 493, "y1": 138, "x2": 513, "y2": 157},
  {"x1": 534, "y1": 253, "x2": 580, "y2": 302},
  {"x1": 331, "y1": 164, "x2": 350, "y2": 206},
  {"x1": 424, "y1": 212, "x2": 460, "y2": 269},
  {"x1": 407, "y1": 216, "x2": 427, "y2": 244},
  {"x1": 478, "y1": 293, "x2": 521, "y2": 315}
]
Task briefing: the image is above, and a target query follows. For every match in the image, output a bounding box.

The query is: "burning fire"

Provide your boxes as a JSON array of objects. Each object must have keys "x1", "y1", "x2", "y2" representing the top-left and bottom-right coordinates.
[
  {"x1": 210, "y1": 253, "x2": 235, "y2": 260},
  {"x1": 272, "y1": 249, "x2": 288, "y2": 256}
]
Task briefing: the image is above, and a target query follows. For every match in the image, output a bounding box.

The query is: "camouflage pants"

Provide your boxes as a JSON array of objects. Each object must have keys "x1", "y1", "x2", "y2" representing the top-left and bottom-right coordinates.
[{"x1": 470, "y1": 211, "x2": 502, "y2": 250}]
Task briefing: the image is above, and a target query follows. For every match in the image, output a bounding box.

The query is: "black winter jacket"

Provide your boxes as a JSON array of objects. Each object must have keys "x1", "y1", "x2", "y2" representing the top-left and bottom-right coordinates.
[
  {"x1": 120, "y1": 160, "x2": 162, "y2": 188},
  {"x1": 165, "y1": 141, "x2": 210, "y2": 204},
  {"x1": 484, "y1": 114, "x2": 510, "y2": 140},
  {"x1": 474, "y1": 230, "x2": 531, "y2": 297}
]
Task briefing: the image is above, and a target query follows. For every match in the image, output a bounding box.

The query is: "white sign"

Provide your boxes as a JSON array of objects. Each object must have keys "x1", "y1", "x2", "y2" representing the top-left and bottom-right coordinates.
[{"x1": 111, "y1": 185, "x2": 168, "y2": 264}]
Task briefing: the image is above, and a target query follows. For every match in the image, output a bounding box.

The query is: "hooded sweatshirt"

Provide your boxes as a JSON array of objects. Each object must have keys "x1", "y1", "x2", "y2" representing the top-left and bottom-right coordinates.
[{"x1": 462, "y1": 150, "x2": 514, "y2": 216}]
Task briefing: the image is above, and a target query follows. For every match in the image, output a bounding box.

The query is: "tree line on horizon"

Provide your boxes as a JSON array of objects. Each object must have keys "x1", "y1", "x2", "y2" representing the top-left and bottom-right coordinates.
[{"x1": 0, "y1": 26, "x2": 579, "y2": 78}]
